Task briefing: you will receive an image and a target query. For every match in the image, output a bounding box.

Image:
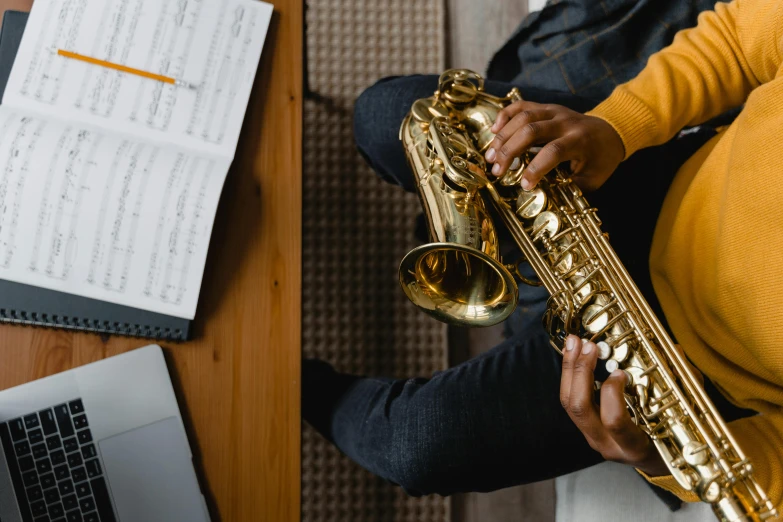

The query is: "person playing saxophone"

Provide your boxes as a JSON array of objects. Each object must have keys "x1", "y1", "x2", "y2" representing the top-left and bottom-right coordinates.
[{"x1": 303, "y1": 0, "x2": 783, "y2": 513}]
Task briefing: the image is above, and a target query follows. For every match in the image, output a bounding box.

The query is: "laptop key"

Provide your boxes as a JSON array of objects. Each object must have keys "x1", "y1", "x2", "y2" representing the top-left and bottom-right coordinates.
[
  {"x1": 66, "y1": 511, "x2": 82, "y2": 522},
  {"x1": 27, "y1": 484, "x2": 44, "y2": 501},
  {"x1": 19, "y1": 455, "x2": 35, "y2": 472},
  {"x1": 48, "y1": 502, "x2": 64, "y2": 518},
  {"x1": 72, "y1": 415, "x2": 88, "y2": 430},
  {"x1": 9, "y1": 418, "x2": 26, "y2": 441},
  {"x1": 63, "y1": 438, "x2": 78, "y2": 453},
  {"x1": 68, "y1": 400, "x2": 84, "y2": 415},
  {"x1": 31, "y1": 499, "x2": 48, "y2": 517},
  {"x1": 15, "y1": 440, "x2": 31, "y2": 457},
  {"x1": 34, "y1": 516, "x2": 51, "y2": 522},
  {"x1": 54, "y1": 405, "x2": 74, "y2": 438},
  {"x1": 75, "y1": 482, "x2": 90, "y2": 498},
  {"x1": 23, "y1": 469, "x2": 38, "y2": 487},
  {"x1": 44, "y1": 486, "x2": 60, "y2": 504},
  {"x1": 67, "y1": 453, "x2": 82, "y2": 468},
  {"x1": 85, "y1": 459, "x2": 101, "y2": 479},
  {"x1": 40, "y1": 472, "x2": 56, "y2": 489},
  {"x1": 25, "y1": 413, "x2": 41, "y2": 430},
  {"x1": 58, "y1": 479, "x2": 74, "y2": 496},
  {"x1": 47, "y1": 435, "x2": 62, "y2": 451},
  {"x1": 32, "y1": 443, "x2": 48, "y2": 460},
  {"x1": 89, "y1": 476, "x2": 117, "y2": 522},
  {"x1": 71, "y1": 467, "x2": 87, "y2": 483},
  {"x1": 81, "y1": 444, "x2": 96, "y2": 460},
  {"x1": 29, "y1": 428, "x2": 44, "y2": 445},
  {"x1": 54, "y1": 464, "x2": 70, "y2": 481},
  {"x1": 51, "y1": 449, "x2": 66, "y2": 466},
  {"x1": 39, "y1": 409, "x2": 58, "y2": 436},
  {"x1": 78, "y1": 496, "x2": 95, "y2": 513},
  {"x1": 62, "y1": 494, "x2": 78, "y2": 511},
  {"x1": 76, "y1": 430, "x2": 92, "y2": 445},
  {"x1": 83, "y1": 513, "x2": 98, "y2": 522},
  {"x1": 36, "y1": 458, "x2": 52, "y2": 474}
]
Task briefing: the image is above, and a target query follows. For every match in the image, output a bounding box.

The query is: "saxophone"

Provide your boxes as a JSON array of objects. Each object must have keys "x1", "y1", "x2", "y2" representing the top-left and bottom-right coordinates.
[{"x1": 398, "y1": 69, "x2": 777, "y2": 521}]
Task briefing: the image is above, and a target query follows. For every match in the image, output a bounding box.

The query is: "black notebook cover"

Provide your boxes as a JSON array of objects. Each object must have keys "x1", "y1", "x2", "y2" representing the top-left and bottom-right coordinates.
[{"x1": 0, "y1": 11, "x2": 191, "y2": 340}]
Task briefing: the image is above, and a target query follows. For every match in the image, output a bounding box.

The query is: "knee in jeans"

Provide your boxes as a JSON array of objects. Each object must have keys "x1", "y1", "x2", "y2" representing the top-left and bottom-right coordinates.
[
  {"x1": 352, "y1": 76, "x2": 402, "y2": 157},
  {"x1": 385, "y1": 438, "x2": 446, "y2": 496}
]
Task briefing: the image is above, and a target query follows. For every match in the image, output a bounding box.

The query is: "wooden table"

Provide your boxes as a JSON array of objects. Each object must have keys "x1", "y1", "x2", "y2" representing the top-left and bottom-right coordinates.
[{"x1": 0, "y1": 2, "x2": 302, "y2": 521}]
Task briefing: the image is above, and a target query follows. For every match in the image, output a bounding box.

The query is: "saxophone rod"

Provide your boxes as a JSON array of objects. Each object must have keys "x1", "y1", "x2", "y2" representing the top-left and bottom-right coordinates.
[
  {"x1": 588, "y1": 219, "x2": 775, "y2": 511},
  {"x1": 585, "y1": 212, "x2": 748, "y2": 461},
  {"x1": 484, "y1": 183, "x2": 563, "y2": 296},
  {"x1": 573, "y1": 199, "x2": 733, "y2": 466}
]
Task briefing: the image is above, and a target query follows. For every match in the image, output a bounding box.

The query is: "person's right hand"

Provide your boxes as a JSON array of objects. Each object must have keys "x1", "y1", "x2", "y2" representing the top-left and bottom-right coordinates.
[{"x1": 484, "y1": 101, "x2": 625, "y2": 192}]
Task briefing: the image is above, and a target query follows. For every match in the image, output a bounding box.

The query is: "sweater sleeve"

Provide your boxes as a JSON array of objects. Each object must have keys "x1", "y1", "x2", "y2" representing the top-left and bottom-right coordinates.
[
  {"x1": 587, "y1": 0, "x2": 783, "y2": 159},
  {"x1": 637, "y1": 411, "x2": 783, "y2": 514}
]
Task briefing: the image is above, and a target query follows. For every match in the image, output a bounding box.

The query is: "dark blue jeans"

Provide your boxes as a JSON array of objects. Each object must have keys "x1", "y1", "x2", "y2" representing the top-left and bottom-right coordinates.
[{"x1": 302, "y1": 75, "x2": 750, "y2": 499}]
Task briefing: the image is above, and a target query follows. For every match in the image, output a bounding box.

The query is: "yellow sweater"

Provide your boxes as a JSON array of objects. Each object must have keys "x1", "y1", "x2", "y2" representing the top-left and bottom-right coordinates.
[{"x1": 587, "y1": 0, "x2": 783, "y2": 512}]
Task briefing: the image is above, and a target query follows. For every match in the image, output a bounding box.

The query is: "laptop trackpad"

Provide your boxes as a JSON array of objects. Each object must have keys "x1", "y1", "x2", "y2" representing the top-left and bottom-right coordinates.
[{"x1": 98, "y1": 417, "x2": 208, "y2": 522}]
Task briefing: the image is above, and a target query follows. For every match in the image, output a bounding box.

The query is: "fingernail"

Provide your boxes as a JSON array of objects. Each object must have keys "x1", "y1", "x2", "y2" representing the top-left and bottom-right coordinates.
[
  {"x1": 582, "y1": 342, "x2": 594, "y2": 355},
  {"x1": 491, "y1": 122, "x2": 499, "y2": 133},
  {"x1": 486, "y1": 148, "x2": 496, "y2": 162},
  {"x1": 566, "y1": 336, "x2": 577, "y2": 352},
  {"x1": 521, "y1": 177, "x2": 532, "y2": 190},
  {"x1": 492, "y1": 163, "x2": 501, "y2": 176}
]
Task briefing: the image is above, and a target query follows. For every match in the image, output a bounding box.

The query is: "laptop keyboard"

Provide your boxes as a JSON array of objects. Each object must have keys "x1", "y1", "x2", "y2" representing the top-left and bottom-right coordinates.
[{"x1": 0, "y1": 399, "x2": 117, "y2": 522}]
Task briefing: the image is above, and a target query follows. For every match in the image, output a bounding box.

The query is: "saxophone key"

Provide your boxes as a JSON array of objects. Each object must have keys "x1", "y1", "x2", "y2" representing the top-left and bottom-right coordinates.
[
  {"x1": 569, "y1": 275, "x2": 594, "y2": 303},
  {"x1": 610, "y1": 341, "x2": 630, "y2": 362},
  {"x1": 582, "y1": 303, "x2": 609, "y2": 333},
  {"x1": 532, "y1": 210, "x2": 560, "y2": 239},
  {"x1": 625, "y1": 366, "x2": 651, "y2": 388},
  {"x1": 515, "y1": 186, "x2": 546, "y2": 219},
  {"x1": 682, "y1": 441, "x2": 710, "y2": 466},
  {"x1": 596, "y1": 341, "x2": 612, "y2": 360}
]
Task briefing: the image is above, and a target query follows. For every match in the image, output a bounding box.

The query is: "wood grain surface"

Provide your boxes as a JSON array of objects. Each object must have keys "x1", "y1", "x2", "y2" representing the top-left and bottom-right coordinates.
[{"x1": 0, "y1": 2, "x2": 302, "y2": 522}]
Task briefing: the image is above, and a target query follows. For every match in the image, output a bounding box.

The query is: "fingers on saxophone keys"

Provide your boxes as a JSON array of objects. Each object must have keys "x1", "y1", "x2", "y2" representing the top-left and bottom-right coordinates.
[
  {"x1": 600, "y1": 371, "x2": 648, "y2": 456},
  {"x1": 490, "y1": 118, "x2": 559, "y2": 178},
  {"x1": 559, "y1": 335, "x2": 581, "y2": 409},
  {"x1": 561, "y1": 335, "x2": 605, "y2": 444},
  {"x1": 522, "y1": 137, "x2": 574, "y2": 189}
]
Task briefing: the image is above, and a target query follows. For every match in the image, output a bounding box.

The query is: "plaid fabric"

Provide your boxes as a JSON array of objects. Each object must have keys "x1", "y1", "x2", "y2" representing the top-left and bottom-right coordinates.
[{"x1": 487, "y1": 0, "x2": 723, "y2": 101}]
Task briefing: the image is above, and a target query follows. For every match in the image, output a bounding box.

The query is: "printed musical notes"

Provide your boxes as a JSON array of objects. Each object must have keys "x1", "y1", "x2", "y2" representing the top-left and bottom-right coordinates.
[
  {"x1": 0, "y1": 108, "x2": 229, "y2": 318},
  {"x1": 4, "y1": 0, "x2": 273, "y2": 157},
  {"x1": 0, "y1": 0, "x2": 270, "y2": 319}
]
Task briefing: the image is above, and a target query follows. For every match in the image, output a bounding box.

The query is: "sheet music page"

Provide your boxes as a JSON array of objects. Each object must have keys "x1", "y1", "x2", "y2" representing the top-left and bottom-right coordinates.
[
  {"x1": 2, "y1": 0, "x2": 272, "y2": 158},
  {"x1": 0, "y1": 105, "x2": 230, "y2": 319}
]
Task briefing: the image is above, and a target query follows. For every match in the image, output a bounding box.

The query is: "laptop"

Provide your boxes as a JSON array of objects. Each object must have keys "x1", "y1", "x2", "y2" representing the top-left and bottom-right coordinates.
[{"x1": 0, "y1": 345, "x2": 210, "y2": 522}]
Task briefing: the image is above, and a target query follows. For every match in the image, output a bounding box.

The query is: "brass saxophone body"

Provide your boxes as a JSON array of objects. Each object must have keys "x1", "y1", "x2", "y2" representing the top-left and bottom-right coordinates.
[{"x1": 398, "y1": 69, "x2": 777, "y2": 521}]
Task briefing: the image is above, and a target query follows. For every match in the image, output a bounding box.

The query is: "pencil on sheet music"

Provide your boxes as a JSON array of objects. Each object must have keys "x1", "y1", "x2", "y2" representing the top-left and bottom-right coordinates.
[{"x1": 56, "y1": 49, "x2": 198, "y2": 90}]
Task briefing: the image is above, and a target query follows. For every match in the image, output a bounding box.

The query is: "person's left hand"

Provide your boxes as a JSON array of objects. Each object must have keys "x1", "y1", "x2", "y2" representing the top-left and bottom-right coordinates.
[{"x1": 560, "y1": 335, "x2": 669, "y2": 477}]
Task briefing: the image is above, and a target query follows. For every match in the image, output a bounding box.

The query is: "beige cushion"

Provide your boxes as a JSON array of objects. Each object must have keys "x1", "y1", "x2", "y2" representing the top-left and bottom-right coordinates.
[{"x1": 555, "y1": 462, "x2": 714, "y2": 522}]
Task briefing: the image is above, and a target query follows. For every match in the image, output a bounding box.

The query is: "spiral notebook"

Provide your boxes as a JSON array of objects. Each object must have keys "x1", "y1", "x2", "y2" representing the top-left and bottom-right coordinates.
[{"x1": 0, "y1": 1, "x2": 273, "y2": 340}]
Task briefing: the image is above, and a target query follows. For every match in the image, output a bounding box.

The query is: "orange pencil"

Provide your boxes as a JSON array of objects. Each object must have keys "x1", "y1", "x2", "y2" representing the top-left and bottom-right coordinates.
[{"x1": 56, "y1": 49, "x2": 198, "y2": 90}]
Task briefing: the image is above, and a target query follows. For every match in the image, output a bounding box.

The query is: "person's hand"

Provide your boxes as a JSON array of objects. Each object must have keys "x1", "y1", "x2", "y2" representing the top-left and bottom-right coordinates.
[
  {"x1": 484, "y1": 101, "x2": 625, "y2": 191},
  {"x1": 560, "y1": 335, "x2": 669, "y2": 477}
]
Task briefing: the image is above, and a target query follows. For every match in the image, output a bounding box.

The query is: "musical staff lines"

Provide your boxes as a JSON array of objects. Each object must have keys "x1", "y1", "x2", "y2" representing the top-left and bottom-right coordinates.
[
  {"x1": 143, "y1": 155, "x2": 216, "y2": 305},
  {"x1": 74, "y1": 0, "x2": 144, "y2": 117},
  {"x1": 29, "y1": 124, "x2": 72, "y2": 273},
  {"x1": 129, "y1": 0, "x2": 204, "y2": 131},
  {"x1": 187, "y1": 4, "x2": 258, "y2": 144},
  {"x1": 21, "y1": 0, "x2": 89, "y2": 103},
  {"x1": 0, "y1": 0, "x2": 271, "y2": 318}
]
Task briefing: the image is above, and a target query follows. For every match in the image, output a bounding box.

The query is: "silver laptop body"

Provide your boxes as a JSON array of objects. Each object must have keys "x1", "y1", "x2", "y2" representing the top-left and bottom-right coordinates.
[{"x1": 0, "y1": 345, "x2": 210, "y2": 522}]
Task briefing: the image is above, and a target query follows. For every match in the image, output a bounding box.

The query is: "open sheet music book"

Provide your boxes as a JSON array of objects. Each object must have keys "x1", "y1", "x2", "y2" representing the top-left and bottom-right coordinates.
[{"x1": 0, "y1": 0, "x2": 273, "y2": 337}]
